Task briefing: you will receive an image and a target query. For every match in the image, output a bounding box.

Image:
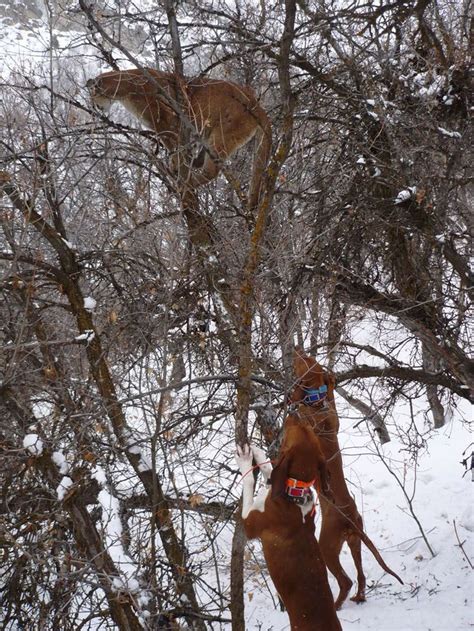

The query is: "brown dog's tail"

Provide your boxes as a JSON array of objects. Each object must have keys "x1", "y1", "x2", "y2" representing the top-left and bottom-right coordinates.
[{"x1": 358, "y1": 530, "x2": 404, "y2": 584}]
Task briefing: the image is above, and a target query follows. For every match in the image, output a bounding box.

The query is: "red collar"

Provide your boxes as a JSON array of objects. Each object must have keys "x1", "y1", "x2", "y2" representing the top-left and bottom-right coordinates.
[{"x1": 285, "y1": 477, "x2": 315, "y2": 504}]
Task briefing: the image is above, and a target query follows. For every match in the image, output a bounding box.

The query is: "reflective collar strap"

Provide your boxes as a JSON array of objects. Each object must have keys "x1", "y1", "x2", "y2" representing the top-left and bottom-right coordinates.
[
  {"x1": 285, "y1": 477, "x2": 315, "y2": 499},
  {"x1": 302, "y1": 385, "x2": 328, "y2": 405}
]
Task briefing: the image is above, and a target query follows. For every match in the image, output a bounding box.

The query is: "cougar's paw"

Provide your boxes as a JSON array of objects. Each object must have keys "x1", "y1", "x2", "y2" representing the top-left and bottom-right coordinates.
[{"x1": 235, "y1": 444, "x2": 253, "y2": 474}]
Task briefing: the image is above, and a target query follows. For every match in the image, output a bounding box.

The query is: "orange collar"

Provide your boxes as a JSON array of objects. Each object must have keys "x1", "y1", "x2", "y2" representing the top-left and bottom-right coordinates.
[{"x1": 286, "y1": 477, "x2": 315, "y2": 489}]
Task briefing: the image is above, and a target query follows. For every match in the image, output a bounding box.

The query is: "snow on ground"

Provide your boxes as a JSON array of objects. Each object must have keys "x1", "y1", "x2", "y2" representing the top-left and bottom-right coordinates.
[{"x1": 230, "y1": 414, "x2": 473, "y2": 631}]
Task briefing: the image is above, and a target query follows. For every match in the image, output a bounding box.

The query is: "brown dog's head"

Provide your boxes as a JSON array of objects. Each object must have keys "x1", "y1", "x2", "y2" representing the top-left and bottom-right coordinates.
[
  {"x1": 270, "y1": 418, "x2": 330, "y2": 501},
  {"x1": 293, "y1": 347, "x2": 325, "y2": 388},
  {"x1": 290, "y1": 347, "x2": 335, "y2": 404}
]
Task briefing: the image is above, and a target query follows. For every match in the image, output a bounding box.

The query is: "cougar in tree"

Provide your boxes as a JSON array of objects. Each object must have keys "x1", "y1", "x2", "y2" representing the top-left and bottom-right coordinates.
[{"x1": 87, "y1": 68, "x2": 272, "y2": 208}]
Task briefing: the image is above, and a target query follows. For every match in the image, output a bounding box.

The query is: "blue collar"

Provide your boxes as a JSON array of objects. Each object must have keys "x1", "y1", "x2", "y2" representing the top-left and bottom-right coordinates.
[{"x1": 302, "y1": 385, "x2": 328, "y2": 405}]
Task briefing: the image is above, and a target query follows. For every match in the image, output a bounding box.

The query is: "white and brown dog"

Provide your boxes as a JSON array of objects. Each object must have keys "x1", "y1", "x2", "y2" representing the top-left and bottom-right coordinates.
[{"x1": 236, "y1": 415, "x2": 342, "y2": 631}]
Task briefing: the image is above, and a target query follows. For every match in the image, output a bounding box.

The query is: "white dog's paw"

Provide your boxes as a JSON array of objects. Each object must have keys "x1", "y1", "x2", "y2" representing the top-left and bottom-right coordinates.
[
  {"x1": 251, "y1": 446, "x2": 272, "y2": 479},
  {"x1": 251, "y1": 446, "x2": 267, "y2": 465},
  {"x1": 235, "y1": 444, "x2": 253, "y2": 474}
]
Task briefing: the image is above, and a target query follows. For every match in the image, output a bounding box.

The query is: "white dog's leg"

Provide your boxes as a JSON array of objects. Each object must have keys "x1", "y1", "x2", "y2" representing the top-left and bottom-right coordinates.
[
  {"x1": 235, "y1": 444, "x2": 255, "y2": 519},
  {"x1": 251, "y1": 446, "x2": 273, "y2": 483}
]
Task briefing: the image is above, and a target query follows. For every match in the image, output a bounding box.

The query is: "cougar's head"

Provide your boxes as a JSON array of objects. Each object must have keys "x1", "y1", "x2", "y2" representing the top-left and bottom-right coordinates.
[{"x1": 86, "y1": 77, "x2": 112, "y2": 113}]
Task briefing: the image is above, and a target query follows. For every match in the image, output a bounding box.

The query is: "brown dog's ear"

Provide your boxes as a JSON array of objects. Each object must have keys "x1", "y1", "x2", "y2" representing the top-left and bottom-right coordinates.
[{"x1": 270, "y1": 453, "x2": 290, "y2": 499}]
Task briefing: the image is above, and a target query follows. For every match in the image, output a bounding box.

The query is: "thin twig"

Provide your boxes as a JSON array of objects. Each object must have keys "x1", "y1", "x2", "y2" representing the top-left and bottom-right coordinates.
[
  {"x1": 453, "y1": 519, "x2": 474, "y2": 569},
  {"x1": 372, "y1": 433, "x2": 436, "y2": 558}
]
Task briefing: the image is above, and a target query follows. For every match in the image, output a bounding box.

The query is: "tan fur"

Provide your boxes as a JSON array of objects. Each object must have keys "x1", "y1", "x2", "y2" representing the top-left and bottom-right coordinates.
[
  {"x1": 290, "y1": 350, "x2": 403, "y2": 609},
  {"x1": 86, "y1": 68, "x2": 271, "y2": 208},
  {"x1": 236, "y1": 426, "x2": 342, "y2": 631}
]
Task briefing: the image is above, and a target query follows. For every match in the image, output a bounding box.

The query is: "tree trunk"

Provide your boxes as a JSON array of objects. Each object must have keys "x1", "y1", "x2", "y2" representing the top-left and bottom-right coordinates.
[{"x1": 230, "y1": 511, "x2": 247, "y2": 631}]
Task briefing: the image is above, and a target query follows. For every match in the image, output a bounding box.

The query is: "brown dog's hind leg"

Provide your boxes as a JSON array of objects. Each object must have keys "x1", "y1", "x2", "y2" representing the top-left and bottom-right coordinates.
[
  {"x1": 347, "y1": 531, "x2": 366, "y2": 603},
  {"x1": 319, "y1": 529, "x2": 353, "y2": 610}
]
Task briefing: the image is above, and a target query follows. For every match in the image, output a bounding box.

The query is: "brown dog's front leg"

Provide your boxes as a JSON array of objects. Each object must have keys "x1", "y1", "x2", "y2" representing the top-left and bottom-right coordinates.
[{"x1": 318, "y1": 457, "x2": 335, "y2": 504}]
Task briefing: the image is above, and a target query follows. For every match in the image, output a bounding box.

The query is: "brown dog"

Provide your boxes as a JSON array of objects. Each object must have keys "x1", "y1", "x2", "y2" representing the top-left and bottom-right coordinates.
[
  {"x1": 236, "y1": 416, "x2": 342, "y2": 631},
  {"x1": 290, "y1": 349, "x2": 403, "y2": 609}
]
